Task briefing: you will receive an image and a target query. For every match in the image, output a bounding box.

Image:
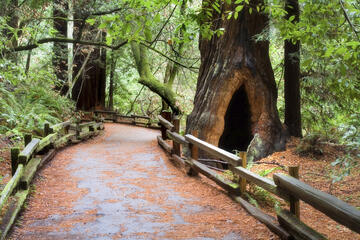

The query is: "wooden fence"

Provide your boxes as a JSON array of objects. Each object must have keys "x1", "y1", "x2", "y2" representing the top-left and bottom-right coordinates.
[
  {"x1": 94, "y1": 110, "x2": 159, "y2": 129},
  {"x1": 157, "y1": 112, "x2": 360, "y2": 240},
  {"x1": 0, "y1": 119, "x2": 104, "y2": 240}
]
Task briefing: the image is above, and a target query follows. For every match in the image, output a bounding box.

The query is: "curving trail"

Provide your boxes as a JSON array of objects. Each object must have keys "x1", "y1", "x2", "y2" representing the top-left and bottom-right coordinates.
[{"x1": 10, "y1": 123, "x2": 275, "y2": 240}]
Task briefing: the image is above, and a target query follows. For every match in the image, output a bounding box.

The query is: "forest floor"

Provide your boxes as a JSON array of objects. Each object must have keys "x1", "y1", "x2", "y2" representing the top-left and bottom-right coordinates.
[{"x1": 0, "y1": 126, "x2": 358, "y2": 239}]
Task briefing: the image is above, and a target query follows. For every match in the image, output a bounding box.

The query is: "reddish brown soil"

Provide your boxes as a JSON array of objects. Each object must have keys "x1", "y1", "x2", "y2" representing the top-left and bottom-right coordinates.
[{"x1": 9, "y1": 124, "x2": 276, "y2": 240}]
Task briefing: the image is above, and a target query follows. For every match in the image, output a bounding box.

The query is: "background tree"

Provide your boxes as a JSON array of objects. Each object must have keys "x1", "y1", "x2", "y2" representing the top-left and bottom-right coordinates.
[{"x1": 284, "y1": 0, "x2": 301, "y2": 137}]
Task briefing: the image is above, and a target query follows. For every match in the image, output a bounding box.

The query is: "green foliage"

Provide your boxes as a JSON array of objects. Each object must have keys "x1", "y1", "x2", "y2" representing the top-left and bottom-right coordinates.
[{"x1": 0, "y1": 60, "x2": 74, "y2": 139}]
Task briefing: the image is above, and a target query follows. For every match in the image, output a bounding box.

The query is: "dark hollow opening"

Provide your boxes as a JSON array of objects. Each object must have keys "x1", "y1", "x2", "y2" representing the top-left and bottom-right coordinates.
[{"x1": 218, "y1": 85, "x2": 253, "y2": 154}]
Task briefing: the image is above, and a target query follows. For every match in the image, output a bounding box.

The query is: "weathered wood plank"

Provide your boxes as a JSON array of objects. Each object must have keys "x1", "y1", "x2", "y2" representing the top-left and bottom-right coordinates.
[
  {"x1": 54, "y1": 133, "x2": 76, "y2": 149},
  {"x1": 18, "y1": 138, "x2": 40, "y2": 165},
  {"x1": 158, "y1": 115, "x2": 174, "y2": 130},
  {"x1": 0, "y1": 164, "x2": 24, "y2": 211},
  {"x1": 157, "y1": 136, "x2": 173, "y2": 154},
  {"x1": 166, "y1": 130, "x2": 189, "y2": 146},
  {"x1": 52, "y1": 120, "x2": 71, "y2": 132},
  {"x1": 171, "y1": 154, "x2": 185, "y2": 167},
  {"x1": 36, "y1": 133, "x2": 57, "y2": 153},
  {"x1": 20, "y1": 157, "x2": 41, "y2": 189},
  {"x1": 231, "y1": 195, "x2": 292, "y2": 240},
  {"x1": 274, "y1": 173, "x2": 360, "y2": 233},
  {"x1": 192, "y1": 160, "x2": 239, "y2": 194},
  {"x1": 185, "y1": 134, "x2": 240, "y2": 167},
  {"x1": 277, "y1": 209, "x2": 327, "y2": 240},
  {"x1": 131, "y1": 114, "x2": 150, "y2": 120},
  {"x1": 233, "y1": 167, "x2": 290, "y2": 201},
  {"x1": 0, "y1": 189, "x2": 30, "y2": 240},
  {"x1": 38, "y1": 149, "x2": 57, "y2": 170},
  {"x1": 78, "y1": 121, "x2": 96, "y2": 129}
]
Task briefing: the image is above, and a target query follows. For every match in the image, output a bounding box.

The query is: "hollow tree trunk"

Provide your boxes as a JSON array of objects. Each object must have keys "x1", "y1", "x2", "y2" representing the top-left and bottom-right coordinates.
[
  {"x1": 284, "y1": 0, "x2": 302, "y2": 137},
  {"x1": 186, "y1": 1, "x2": 287, "y2": 162},
  {"x1": 53, "y1": 0, "x2": 68, "y2": 94}
]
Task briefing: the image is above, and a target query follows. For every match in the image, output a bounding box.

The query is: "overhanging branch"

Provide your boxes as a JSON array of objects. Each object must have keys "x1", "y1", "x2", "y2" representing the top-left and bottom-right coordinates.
[{"x1": 12, "y1": 38, "x2": 128, "y2": 52}]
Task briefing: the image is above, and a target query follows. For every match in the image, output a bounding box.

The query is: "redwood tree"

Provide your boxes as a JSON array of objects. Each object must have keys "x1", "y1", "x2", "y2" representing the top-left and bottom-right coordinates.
[{"x1": 186, "y1": 0, "x2": 287, "y2": 162}]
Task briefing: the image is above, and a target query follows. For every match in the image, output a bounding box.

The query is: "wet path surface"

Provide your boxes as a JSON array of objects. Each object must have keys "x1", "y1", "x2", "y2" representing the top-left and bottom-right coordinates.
[{"x1": 10, "y1": 124, "x2": 274, "y2": 240}]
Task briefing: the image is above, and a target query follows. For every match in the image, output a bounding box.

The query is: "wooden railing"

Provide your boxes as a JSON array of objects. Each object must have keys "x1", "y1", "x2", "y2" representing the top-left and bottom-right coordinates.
[
  {"x1": 94, "y1": 110, "x2": 159, "y2": 129},
  {"x1": 157, "y1": 112, "x2": 360, "y2": 240},
  {"x1": 0, "y1": 119, "x2": 104, "y2": 240}
]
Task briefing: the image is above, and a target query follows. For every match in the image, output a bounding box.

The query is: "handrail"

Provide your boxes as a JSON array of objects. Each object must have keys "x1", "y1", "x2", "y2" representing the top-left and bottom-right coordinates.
[
  {"x1": 158, "y1": 115, "x2": 174, "y2": 130},
  {"x1": 157, "y1": 111, "x2": 359, "y2": 239},
  {"x1": 185, "y1": 134, "x2": 240, "y2": 167},
  {"x1": 274, "y1": 173, "x2": 360, "y2": 233}
]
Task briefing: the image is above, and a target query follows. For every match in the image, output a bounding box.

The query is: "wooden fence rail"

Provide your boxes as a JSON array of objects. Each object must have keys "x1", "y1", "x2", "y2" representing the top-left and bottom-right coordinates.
[
  {"x1": 157, "y1": 111, "x2": 360, "y2": 239},
  {"x1": 94, "y1": 110, "x2": 159, "y2": 129},
  {"x1": 0, "y1": 118, "x2": 104, "y2": 239}
]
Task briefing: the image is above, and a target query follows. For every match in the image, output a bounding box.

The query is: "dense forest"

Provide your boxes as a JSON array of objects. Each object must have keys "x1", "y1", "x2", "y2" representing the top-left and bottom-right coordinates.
[
  {"x1": 1, "y1": 0, "x2": 359, "y2": 170},
  {"x1": 0, "y1": 0, "x2": 359, "y2": 238}
]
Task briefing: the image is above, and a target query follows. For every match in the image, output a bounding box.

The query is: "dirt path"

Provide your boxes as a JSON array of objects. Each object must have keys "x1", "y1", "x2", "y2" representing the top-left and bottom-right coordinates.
[{"x1": 10, "y1": 123, "x2": 275, "y2": 240}]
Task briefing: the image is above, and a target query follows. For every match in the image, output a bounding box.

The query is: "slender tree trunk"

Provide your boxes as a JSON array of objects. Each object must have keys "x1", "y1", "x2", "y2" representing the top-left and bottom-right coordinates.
[
  {"x1": 108, "y1": 51, "x2": 116, "y2": 110},
  {"x1": 186, "y1": 0, "x2": 287, "y2": 162},
  {"x1": 284, "y1": 0, "x2": 302, "y2": 137},
  {"x1": 25, "y1": 50, "x2": 32, "y2": 74},
  {"x1": 53, "y1": 0, "x2": 68, "y2": 94}
]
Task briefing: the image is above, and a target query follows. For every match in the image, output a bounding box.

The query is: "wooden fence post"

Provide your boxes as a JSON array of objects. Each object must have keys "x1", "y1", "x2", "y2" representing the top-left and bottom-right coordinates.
[
  {"x1": 44, "y1": 123, "x2": 51, "y2": 137},
  {"x1": 11, "y1": 148, "x2": 20, "y2": 176},
  {"x1": 186, "y1": 130, "x2": 199, "y2": 176},
  {"x1": 24, "y1": 134, "x2": 32, "y2": 146},
  {"x1": 173, "y1": 116, "x2": 181, "y2": 156},
  {"x1": 289, "y1": 166, "x2": 300, "y2": 218},
  {"x1": 160, "y1": 111, "x2": 171, "y2": 140},
  {"x1": 240, "y1": 152, "x2": 247, "y2": 194},
  {"x1": 76, "y1": 121, "x2": 80, "y2": 139}
]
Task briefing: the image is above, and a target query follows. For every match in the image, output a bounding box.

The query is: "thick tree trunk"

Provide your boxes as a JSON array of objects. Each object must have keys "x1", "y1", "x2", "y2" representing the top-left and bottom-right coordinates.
[
  {"x1": 71, "y1": 11, "x2": 107, "y2": 111},
  {"x1": 284, "y1": 0, "x2": 302, "y2": 137},
  {"x1": 186, "y1": 1, "x2": 287, "y2": 162},
  {"x1": 53, "y1": 0, "x2": 68, "y2": 94}
]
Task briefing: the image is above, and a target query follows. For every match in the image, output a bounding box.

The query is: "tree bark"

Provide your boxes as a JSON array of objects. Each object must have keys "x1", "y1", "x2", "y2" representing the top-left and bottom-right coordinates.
[
  {"x1": 284, "y1": 0, "x2": 302, "y2": 137},
  {"x1": 108, "y1": 51, "x2": 116, "y2": 110},
  {"x1": 186, "y1": 1, "x2": 287, "y2": 162},
  {"x1": 53, "y1": 0, "x2": 68, "y2": 94},
  {"x1": 71, "y1": 9, "x2": 107, "y2": 111}
]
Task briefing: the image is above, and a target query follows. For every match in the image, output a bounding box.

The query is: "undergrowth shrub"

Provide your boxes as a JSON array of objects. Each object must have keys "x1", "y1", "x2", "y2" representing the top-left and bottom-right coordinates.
[{"x1": 0, "y1": 64, "x2": 74, "y2": 140}]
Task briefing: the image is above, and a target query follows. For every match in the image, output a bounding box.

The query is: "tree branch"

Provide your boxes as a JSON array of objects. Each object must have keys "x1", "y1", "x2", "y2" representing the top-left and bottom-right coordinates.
[
  {"x1": 340, "y1": 0, "x2": 359, "y2": 40},
  {"x1": 140, "y1": 42, "x2": 199, "y2": 72},
  {"x1": 12, "y1": 38, "x2": 128, "y2": 52}
]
